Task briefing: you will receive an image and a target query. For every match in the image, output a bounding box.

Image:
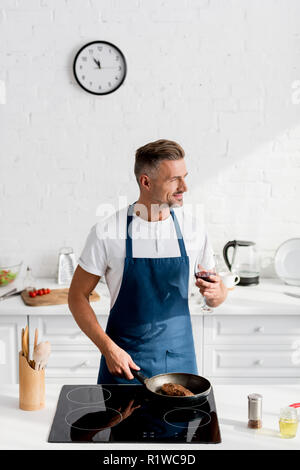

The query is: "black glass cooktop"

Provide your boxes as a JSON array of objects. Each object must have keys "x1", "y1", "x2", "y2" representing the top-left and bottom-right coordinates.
[{"x1": 48, "y1": 384, "x2": 221, "y2": 444}]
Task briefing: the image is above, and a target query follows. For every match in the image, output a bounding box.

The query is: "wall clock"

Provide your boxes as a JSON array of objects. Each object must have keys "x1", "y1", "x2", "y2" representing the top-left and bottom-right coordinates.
[{"x1": 73, "y1": 41, "x2": 127, "y2": 95}]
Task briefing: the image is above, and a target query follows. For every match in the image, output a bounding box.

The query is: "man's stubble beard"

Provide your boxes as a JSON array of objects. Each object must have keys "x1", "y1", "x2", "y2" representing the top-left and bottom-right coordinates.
[{"x1": 158, "y1": 195, "x2": 184, "y2": 209}]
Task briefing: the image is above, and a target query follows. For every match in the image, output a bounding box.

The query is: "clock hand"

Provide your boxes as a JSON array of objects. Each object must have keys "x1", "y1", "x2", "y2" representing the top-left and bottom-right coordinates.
[
  {"x1": 93, "y1": 66, "x2": 119, "y2": 70},
  {"x1": 93, "y1": 58, "x2": 101, "y2": 69}
]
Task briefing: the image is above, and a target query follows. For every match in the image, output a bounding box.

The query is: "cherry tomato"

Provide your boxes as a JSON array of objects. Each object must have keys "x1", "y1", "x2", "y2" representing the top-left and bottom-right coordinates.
[{"x1": 45, "y1": 288, "x2": 50, "y2": 294}]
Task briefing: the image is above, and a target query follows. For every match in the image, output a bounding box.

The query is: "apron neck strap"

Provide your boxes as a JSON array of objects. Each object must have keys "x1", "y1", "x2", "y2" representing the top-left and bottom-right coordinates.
[
  {"x1": 170, "y1": 208, "x2": 187, "y2": 257},
  {"x1": 126, "y1": 203, "x2": 187, "y2": 258}
]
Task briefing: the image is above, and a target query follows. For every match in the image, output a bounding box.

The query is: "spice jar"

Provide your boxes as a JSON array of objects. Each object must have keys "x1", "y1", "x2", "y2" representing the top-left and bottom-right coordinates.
[{"x1": 248, "y1": 393, "x2": 262, "y2": 429}]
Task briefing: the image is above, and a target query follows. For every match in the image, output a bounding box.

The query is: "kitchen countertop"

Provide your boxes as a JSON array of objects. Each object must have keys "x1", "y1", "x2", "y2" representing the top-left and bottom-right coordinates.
[
  {"x1": 0, "y1": 277, "x2": 299, "y2": 316},
  {"x1": 1, "y1": 383, "x2": 300, "y2": 450}
]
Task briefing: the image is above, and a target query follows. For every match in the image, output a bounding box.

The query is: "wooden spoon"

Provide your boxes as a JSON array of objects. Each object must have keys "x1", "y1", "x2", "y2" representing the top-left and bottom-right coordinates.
[
  {"x1": 34, "y1": 328, "x2": 38, "y2": 349},
  {"x1": 30, "y1": 328, "x2": 39, "y2": 369},
  {"x1": 22, "y1": 326, "x2": 29, "y2": 360},
  {"x1": 21, "y1": 328, "x2": 24, "y2": 355},
  {"x1": 33, "y1": 341, "x2": 51, "y2": 371}
]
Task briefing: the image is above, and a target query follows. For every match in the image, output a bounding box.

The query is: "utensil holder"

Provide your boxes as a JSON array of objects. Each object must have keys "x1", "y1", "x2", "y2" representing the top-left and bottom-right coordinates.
[{"x1": 19, "y1": 351, "x2": 45, "y2": 411}]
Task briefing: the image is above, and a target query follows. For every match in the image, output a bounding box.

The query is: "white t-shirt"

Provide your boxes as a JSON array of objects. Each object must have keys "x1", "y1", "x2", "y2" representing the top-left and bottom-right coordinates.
[{"x1": 78, "y1": 205, "x2": 215, "y2": 310}]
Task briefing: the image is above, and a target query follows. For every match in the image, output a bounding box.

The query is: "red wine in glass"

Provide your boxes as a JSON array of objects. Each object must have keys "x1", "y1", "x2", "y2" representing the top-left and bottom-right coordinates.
[
  {"x1": 195, "y1": 271, "x2": 215, "y2": 283},
  {"x1": 194, "y1": 258, "x2": 216, "y2": 312}
]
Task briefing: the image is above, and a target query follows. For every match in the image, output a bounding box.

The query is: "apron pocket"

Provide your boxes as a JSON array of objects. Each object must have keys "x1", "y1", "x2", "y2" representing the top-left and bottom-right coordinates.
[
  {"x1": 165, "y1": 349, "x2": 198, "y2": 374},
  {"x1": 110, "y1": 323, "x2": 152, "y2": 349}
]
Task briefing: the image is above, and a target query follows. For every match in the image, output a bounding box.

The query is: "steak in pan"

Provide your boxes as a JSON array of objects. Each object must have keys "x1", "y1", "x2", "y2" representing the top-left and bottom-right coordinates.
[{"x1": 160, "y1": 383, "x2": 194, "y2": 397}]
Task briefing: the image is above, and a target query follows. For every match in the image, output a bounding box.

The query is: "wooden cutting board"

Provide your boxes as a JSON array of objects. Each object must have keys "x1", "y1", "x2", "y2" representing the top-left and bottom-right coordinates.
[{"x1": 21, "y1": 288, "x2": 100, "y2": 306}]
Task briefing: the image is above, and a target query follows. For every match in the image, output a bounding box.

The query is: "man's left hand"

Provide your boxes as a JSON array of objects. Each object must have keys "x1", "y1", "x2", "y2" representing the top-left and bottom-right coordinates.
[{"x1": 195, "y1": 267, "x2": 228, "y2": 308}]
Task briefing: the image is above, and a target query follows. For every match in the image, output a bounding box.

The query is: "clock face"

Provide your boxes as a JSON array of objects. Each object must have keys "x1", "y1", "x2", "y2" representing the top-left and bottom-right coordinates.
[{"x1": 73, "y1": 41, "x2": 127, "y2": 95}]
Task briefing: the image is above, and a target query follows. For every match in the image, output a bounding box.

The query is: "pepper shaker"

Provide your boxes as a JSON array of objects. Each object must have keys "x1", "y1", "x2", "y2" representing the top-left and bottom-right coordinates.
[{"x1": 248, "y1": 393, "x2": 262, "y2": 429}]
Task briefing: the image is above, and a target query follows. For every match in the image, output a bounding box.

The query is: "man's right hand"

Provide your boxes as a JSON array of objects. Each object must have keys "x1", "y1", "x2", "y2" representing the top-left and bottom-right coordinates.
[{"x1": 103, "y1": 343, "x2": 140, "y2": 380}]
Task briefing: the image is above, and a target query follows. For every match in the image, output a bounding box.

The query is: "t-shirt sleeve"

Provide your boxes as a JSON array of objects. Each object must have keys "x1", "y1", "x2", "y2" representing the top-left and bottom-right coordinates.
[
  {"x1": 199, "y1": 231, "x2": 215, "y2": 270},
  {"x1": 78, "y1": 224, "x2": 108, "y2": 277}
]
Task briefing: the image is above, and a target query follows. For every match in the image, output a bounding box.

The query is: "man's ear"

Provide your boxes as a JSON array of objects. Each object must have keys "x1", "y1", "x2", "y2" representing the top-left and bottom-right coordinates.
[{"x1": 139, "y1": 174, "x2": 151, "y2": 190}]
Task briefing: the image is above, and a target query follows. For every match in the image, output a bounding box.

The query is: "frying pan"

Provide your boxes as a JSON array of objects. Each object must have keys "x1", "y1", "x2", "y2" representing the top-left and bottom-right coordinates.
[{"x1": 130, "y1": 369, "x2": 211, "y2": 407}]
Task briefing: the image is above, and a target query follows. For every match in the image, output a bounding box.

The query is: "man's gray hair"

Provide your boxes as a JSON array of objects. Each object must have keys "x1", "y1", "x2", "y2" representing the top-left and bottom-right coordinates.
[{"x1": 134, "y1": 139, "x2": 185, "y2": 186}]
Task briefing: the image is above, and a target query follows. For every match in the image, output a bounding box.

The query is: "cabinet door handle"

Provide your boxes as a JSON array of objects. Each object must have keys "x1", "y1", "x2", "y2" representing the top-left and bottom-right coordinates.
[
  {"x1": 254, "y1": 326, "x2": 264, "y2": 333},
  {"x1": 254, "y1": 359, "x2": 264, "y2": 366},
  {"x1": 71, "y1": 332, "x2": 82, "y2": 339},
  {"x1": 75, "y1": 360, "x2": 90, "y2": 368}
]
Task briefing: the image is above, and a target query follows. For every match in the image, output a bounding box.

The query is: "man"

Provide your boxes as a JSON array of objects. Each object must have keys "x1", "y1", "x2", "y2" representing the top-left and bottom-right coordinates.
[{"x1": 68, "y1": 139, "x2": 227, "y2": 384}]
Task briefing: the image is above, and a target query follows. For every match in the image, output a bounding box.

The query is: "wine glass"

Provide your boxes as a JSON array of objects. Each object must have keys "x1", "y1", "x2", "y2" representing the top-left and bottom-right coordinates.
[{"x1": 194, "y1": 255, "x2": 216, "y2": 313}]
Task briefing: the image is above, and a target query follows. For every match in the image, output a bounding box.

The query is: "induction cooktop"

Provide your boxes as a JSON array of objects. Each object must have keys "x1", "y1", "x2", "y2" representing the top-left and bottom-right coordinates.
[{"x1": 48, "y1": 384, "x2": 221, "y2": 444}]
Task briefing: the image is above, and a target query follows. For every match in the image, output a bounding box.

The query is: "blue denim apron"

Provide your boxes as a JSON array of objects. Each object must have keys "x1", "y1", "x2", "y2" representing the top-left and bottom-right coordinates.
[{"x1": 97, "y1": 203, "x2": 198, "y2": 384}]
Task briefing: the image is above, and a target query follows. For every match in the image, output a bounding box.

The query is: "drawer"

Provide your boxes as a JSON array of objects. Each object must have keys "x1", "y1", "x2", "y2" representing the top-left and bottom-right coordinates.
[
  {"x1": 29, "y1": 315, "x2": 108, "y2": 348},
  {"x1": 45, "y1": 350, "x2": 101, "y2": 378},
  {"x1": 0, "y1": 324, "x2": 16, "y2": 384},
  {"x1": 204, "y1": 315, "x2": 300, "y2": 345},
  {"x1": 204, "y1": 344, "x2": 300, "y2": 377}
]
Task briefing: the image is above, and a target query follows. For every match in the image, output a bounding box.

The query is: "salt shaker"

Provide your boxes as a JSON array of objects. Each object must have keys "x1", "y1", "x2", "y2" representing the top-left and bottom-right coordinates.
[{"x1": 248, "y1": 393, "x2": 262, "y2": 429}]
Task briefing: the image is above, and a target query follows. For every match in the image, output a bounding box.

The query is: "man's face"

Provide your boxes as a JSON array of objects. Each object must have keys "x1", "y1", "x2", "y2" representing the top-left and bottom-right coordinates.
[{"x1": 149, "y1": 159, "x2": 188, "y2": 208}]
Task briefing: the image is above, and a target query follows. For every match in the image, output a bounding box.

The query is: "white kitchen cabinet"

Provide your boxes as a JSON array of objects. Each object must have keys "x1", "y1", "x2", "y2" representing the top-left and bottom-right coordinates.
[
  {"x1": 191, "y1": 315, "x2": 203, "y2": 376},
  {"x1": 0, "y1": 316, "x2": 26, "y2": 384},
  {"x1": 29, "y1": 315, "x2": 107, "y2": 384},
  {"x1": 203, "y1": 315, "x2": 300, "y2": 381},
  {"x1": 29, "y1": 314, "x2": 108, "y2": 348},
  {"x1": 204, "y1": 344, "x2": 300, "y2": 378},
  {"x1": 204, "y1": 315, "x2": 300, "y2": 345},
  {"x1": 29, "y1": 314, "x2": 203, "y2": 384},
  {"x1": 45, "y1": 349, "x2": 100, "y2": 379}
]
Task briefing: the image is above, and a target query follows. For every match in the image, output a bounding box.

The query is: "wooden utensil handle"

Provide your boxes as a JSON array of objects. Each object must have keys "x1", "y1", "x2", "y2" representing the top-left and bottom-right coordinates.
[
  {"x1": 34, "y1": 328, "x2": 38, "y2": 349},
  {"x1": 21, "y1": 328, "x2": 24, "y2": 356}
]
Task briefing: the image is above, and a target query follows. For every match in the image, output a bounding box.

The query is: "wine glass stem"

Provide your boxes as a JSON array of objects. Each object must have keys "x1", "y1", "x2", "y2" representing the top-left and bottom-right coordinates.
[{"x1": 201, "y1": 294, "x2": 213, "y2": 312}]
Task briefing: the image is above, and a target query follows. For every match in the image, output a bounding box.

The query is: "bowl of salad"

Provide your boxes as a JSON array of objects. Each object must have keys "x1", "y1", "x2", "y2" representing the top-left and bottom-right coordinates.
[{"x1": 0, "y1": 261, "x2": 23, "y2": 287}]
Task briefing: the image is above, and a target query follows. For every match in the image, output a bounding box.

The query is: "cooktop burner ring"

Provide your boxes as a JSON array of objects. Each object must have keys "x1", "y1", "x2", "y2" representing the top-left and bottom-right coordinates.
[
  {"x1": 171, "y1": 397, "x2": 209, "y2": 410},
  {"x1": 65, "y1": 405, "x2": 122, "y2": 431},
  {"x1": 66, "y1": 386, "x2": 111, "y2": 405},
  {"x1": 163, "y1": 407, "x2": 211, "y2": 429}
]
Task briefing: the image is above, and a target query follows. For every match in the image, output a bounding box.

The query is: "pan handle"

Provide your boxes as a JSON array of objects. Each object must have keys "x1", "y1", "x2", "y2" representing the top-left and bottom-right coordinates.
[{"x1": 130, "y1": 368, "x2": 148, "y2": 384}]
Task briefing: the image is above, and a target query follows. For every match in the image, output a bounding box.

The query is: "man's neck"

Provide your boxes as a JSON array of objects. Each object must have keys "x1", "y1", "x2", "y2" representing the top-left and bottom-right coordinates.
[{"x1": 134, "y1": 197, "x2": 171, "y2": 222}]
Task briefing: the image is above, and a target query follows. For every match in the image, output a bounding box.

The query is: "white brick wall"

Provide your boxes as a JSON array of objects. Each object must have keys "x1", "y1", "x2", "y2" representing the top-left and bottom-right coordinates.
[{"x1": 1, "y1": 0, "x2": 300, "y2": 279}]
